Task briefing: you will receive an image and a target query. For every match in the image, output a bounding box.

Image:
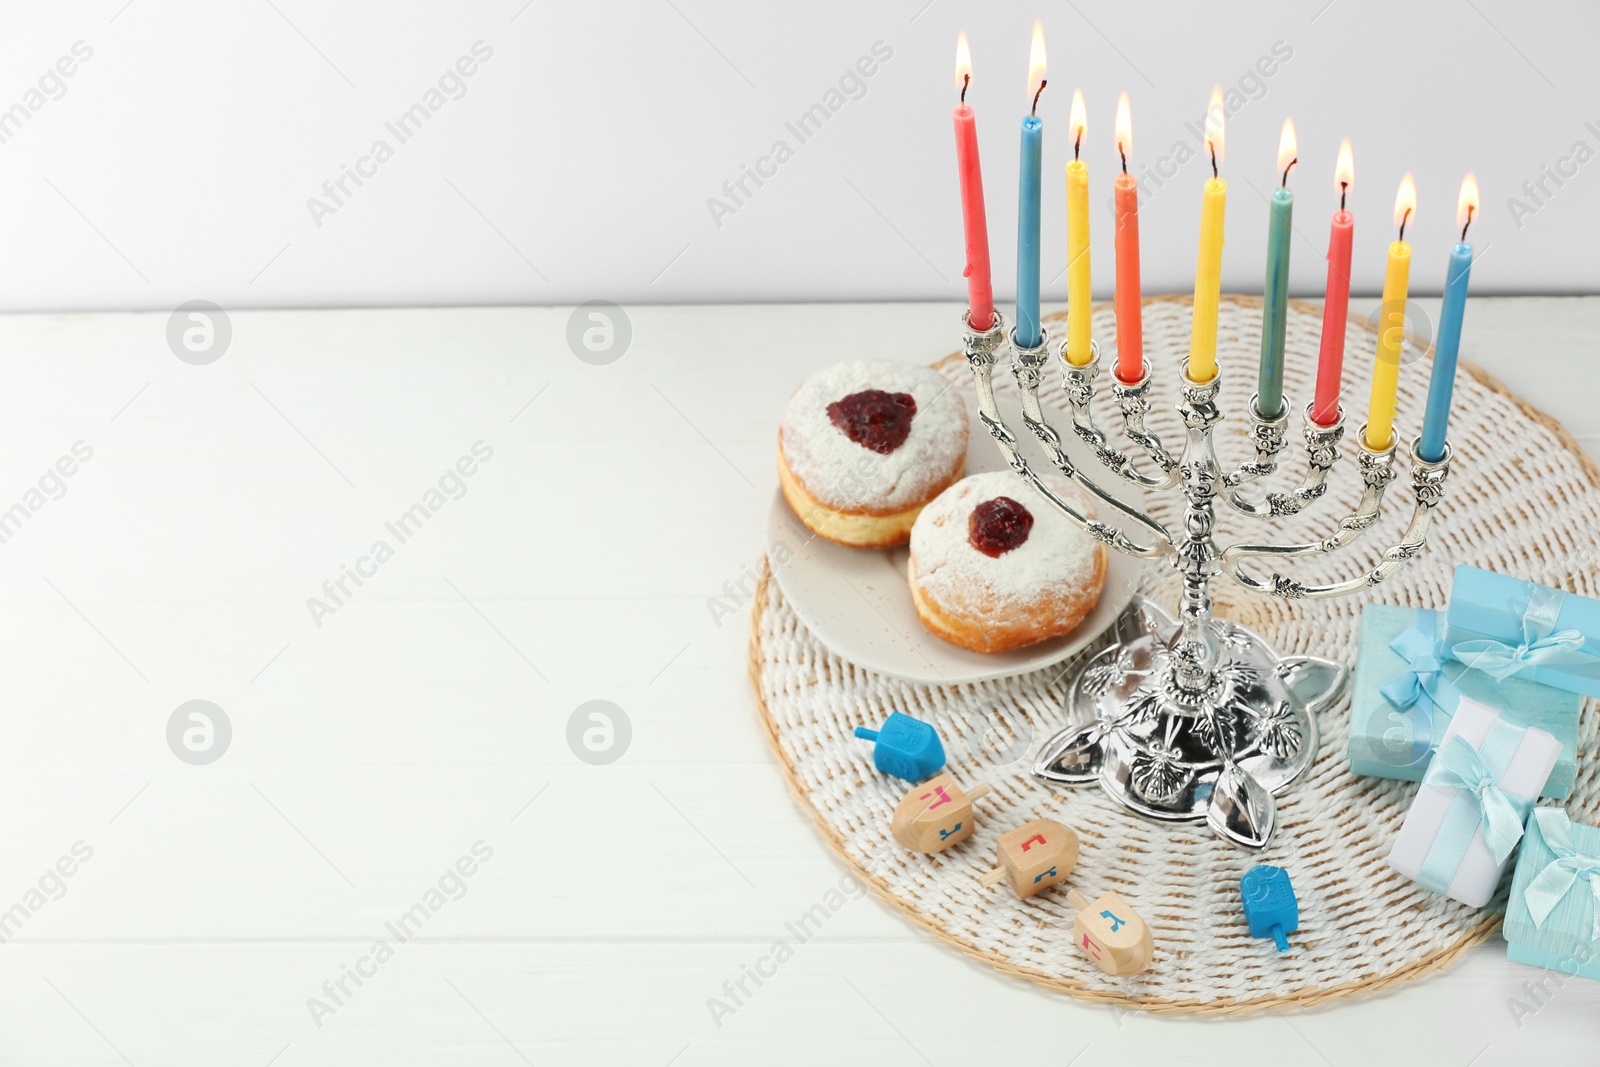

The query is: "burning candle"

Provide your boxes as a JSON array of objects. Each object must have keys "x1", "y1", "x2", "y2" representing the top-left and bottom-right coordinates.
[
  {"x1": 1189, "y1": 86, "x2": 1226, "y2": 383},
  {"x1": 1419, "y1": 174, "x2": 1478, "y2": 461},
  {"x1": 1257, "y1": 118, "x2": 1296, "y2": 417},
  {"x1": 1366, "y1": 173, "x2": 1416, "y2": 451},
  {"x1": 1312, "y1": 139, "x2": 1355, "y2": 426},
  {"x1": 1064, "y1": 89, "x2": 1092, "y2": 366},
  {"x1": 952, "y1": 33, "x2": 994, "y2": 331},
  {"x1": 1112, "y1": 92, "x2": 1142, "y2": 383},
  {"x1": 1015, "y1": 22, "x2": 1047, "y2": 349}
]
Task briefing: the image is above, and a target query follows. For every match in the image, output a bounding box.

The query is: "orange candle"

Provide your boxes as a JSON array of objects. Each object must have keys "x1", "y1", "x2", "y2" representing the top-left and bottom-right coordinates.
[{"x1": 1112, "y1": 92, "x2": 1142, "y2": 383}]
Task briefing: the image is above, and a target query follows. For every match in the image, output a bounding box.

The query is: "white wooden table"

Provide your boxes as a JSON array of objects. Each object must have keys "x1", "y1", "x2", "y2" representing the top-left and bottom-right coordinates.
[{"x1": 0, "y1": 297, "x2": 1595, "y2": 1065}]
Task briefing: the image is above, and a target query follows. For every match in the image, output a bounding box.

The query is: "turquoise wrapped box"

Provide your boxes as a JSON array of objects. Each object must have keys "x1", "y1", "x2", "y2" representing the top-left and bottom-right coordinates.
[
  {"x1": 1504, "y1": 807, "x2": 1600, "y2": 981},
  {"x1": 1348, "y1": 603, "x2": 1579, "y2": 798},
  {"x1": 1445, "y1": 564, "x2": 1600, "y2": 699}
]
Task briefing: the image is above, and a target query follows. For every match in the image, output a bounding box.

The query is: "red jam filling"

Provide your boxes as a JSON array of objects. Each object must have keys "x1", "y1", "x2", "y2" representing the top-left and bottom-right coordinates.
[
  {"x1": 826, "y1": 390, "x2": 917, "y2": 454},
  {"x1": 969, "y1": 496, "x2": 1034, "y2": 557}
]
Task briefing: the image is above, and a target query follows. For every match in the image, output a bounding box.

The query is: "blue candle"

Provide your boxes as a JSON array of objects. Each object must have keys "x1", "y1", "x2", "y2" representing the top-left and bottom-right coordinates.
[
  {"x1": 1014, "y1": 22, "x2": 1046, "y2": 349},
  {"x1": 1419, "y1": 175, "x2": 1478, "y2": 462},
  {"x1": 1016, "y1": 113, "x2": 1043, "y2": 348}
]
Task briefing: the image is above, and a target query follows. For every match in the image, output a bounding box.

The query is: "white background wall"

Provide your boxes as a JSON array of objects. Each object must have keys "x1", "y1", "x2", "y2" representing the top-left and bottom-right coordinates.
[{"x1": 1, "y1": 0, "x2": 1595, "y2": 313}]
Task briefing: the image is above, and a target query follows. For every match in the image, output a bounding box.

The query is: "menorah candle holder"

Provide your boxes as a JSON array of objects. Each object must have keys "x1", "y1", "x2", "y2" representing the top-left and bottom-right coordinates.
[{"x1": 961, "y1": 309, "x2": 1454, "y2": 849}]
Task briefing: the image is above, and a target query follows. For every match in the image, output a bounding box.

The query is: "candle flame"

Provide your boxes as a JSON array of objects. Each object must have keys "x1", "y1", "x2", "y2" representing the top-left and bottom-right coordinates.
[
  {"x1": 1457, "y1": 172, "x2": 1480, "y2": 235},
  {"x1": 1394, "y1": 172, "x2": 1417, "y2": 236},
  {"x1": 1069, "y1": 88, "x2": 1087, "y2": 149},
  {"x1": 1277, "y1": 117, "x2": 1297, "y2": 182},
  {"x1": 1115, "y1": 91, "x2": 1132, "y2": 159},
  {"x1": 1334, "y1": 137, "x2": 1354, "y2": 193},
  {"x1": 1205, "y1": 85, "x2": 1225, "y2": 169},
  {"x1": 955, "y1": 32, "x2": 971, "y2": 92},
  {"x1": 1026, "y1": 21, "x2": 1047, "y2": 107}
]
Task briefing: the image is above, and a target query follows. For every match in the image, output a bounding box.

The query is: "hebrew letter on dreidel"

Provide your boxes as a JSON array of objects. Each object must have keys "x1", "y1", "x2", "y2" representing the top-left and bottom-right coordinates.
[
  {"x1": 978, "y1": 818, "x2": 1078, "y2": 899},
  {"x1": 890, "y1": 773, "x2": 990, "y2": 853},
  {"x1": 1067, "y1": 889, "x2": 1153, "y2": 976}
]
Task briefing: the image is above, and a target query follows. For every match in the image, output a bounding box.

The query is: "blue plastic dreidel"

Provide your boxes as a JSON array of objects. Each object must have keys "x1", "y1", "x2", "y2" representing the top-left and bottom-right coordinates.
[
  {"x1": 854, "y1": 712, "x2": 945, "y2": 782},
  {"x1": 1241, "y1": 864, "x2": 1298, "y2": 953}
]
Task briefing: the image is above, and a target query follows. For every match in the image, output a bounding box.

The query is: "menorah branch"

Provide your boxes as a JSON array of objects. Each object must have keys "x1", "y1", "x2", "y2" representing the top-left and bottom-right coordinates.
[
  {"x1": 1224, "y1": 405, "x2": 1347, "y2": 517},
  {"x1": 962, "y1": 311, "x2": 1175, "y2": 561},
  {"x1": 1219, "y1": 439, "x2": 1450, "y2": 599},
  {"x1": 1221, "y1": 398, "x2": 1290, "y2": 499},
  {"x1": 1056, "y1": 343, "x2": 1181, "y2": 491}
]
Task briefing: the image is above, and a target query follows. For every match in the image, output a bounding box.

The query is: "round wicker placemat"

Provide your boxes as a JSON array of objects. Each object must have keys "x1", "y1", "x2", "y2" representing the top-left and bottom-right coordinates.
[{"x1": 749, "y1": 294, "x2": 1600, "y2": 1014}]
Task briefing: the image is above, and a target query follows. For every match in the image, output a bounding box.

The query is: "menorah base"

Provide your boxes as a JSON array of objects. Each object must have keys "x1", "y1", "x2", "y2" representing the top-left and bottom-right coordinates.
[{"x1": 1033, "y1": 598, "x2": 1347, "y2": 850}]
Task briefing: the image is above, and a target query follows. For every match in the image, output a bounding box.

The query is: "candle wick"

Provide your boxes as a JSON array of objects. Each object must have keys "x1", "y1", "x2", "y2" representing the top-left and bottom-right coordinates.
[
  {"x1": 1281, "y1": 157, "x2": 1297, "y2": 187},
  {"x1": 1118, "y1": 142, "x2": 1127, "y2": 174},
  {"x1": 1340, "y1": 180, "x2": 1347, "y2": 212},
  {"x1": 1208, "y1": 141, "x2": 1217, "y2": 180},
  {"x1": 1074, "y1": 129, "x2": 1081, "y2": 160},
  {"x1": 1399, "y1": 207, "x2": 1411, "y2": 243},
  {"x1": 1032, "y1": 79, "x2": 1046, "y2": 117},
  {"x1": 961, "y1": 73, "x2": 969, "y2": 105},
  {"x1": 1461, "y1": 203, "x2": 1474, "y2": 242}
]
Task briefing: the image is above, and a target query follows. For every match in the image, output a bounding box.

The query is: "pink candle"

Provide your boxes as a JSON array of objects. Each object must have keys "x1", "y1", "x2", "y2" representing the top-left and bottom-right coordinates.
[
  {"x1": 953, "y1": 34, "x2": 994, "y2": 330},
  {"x1": 1112, "y1": 92, "x2": 1142, "y2": 382},
  {"x1": 1313, "y1": 139, "x2": 1355, "y2": 426}
]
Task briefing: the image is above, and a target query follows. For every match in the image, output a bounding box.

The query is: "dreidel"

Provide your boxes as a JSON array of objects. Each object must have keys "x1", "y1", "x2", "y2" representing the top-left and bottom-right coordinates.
[
  {"x1": 1240, "y1": 864, "x2": 1298, "y2": 952},
  {"x1": 890, "y1": 772, "x2": 990, "y2": 853},
  {"x1": 978, "y1": 818, "x2": 1078, "y2": 899},
  {"x1": 1066, "y1": 888, "x2": 1154, "y2": 976},
  {"x1": 855, "y1": 712, "x2": 945, "y2": 782}
]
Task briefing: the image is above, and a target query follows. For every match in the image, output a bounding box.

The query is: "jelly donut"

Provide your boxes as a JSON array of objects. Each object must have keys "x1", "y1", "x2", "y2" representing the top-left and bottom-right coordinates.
[
  {"x1": 777, "y1": 361, "x2": 967, "y2": 548},
  {"x1": 908, "y1": 471, "x2": 1107, "y2": 653}
]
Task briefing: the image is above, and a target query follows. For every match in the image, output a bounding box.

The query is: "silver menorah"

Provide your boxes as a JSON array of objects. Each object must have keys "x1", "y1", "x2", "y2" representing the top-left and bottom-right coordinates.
[{"x1": 963, "y1": 310, "x2": 1453, "y2": 849}]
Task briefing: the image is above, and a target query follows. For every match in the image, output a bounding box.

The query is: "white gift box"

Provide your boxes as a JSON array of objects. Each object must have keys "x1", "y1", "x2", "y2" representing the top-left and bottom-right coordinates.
[{"x1": 1387, "y1": 697, "x2": 1560, "y2": 908}]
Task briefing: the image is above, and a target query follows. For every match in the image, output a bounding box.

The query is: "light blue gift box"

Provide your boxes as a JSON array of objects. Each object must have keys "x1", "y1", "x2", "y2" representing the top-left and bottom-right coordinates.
[
  {"x1": 1445, "y1": 564, "x2": 1600, "y2": 699},
  {"x1": 1505, "y1": 807, "x2": 1600, "y2": 981},
  {"x1": 1348, "y1": 603, "x2": 1579, "y2": 798}
]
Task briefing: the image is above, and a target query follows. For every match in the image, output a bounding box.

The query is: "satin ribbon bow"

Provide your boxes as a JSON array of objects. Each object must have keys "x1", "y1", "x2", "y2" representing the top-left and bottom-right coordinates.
[
  {"x1": 1452, "y1": 585, "x2": 1594, "y2": 683},
  {"x1": 1383, "y1": 621, "x2": 1452, "y2": 715},
  {"x1": 1431, "y1": 735, "x2": 1529, "y2": 865},
  {"x1": 1524, "y1": 807, "x2": 1600, "y2": 944}
]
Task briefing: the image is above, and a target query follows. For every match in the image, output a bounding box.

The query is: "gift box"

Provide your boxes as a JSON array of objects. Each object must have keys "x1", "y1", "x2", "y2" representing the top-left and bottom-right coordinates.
[
  {"x1": 1504, "y1": 807, "x2": 1600, "y2": 980},
  {"x1": 1348, "y1": 603, "x2": 1580, "y2": 797},
  {"x1": 1388, "y1": 698, "x2": 1560, "y2": 908},
  {"x1": 1445, "y1": 564, "x2": 1600, "y2": 699}
]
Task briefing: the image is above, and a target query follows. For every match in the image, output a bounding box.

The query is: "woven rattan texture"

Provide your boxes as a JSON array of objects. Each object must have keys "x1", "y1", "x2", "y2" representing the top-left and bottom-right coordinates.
[{"x1": 749, "y1": 295, "x2": 1600, "y2": 1014}]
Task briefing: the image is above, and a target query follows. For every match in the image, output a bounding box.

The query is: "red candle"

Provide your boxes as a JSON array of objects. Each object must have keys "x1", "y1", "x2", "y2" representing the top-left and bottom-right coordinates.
[
  {"x1": 953, "y1": 34, "x2": 994, "y2": 331},
  {"x1": 1313, "y1": 138, "x2": 1355, "y2": 426},
  {"x1": 1112, "y1": 92, "x2": 1142, "y2": 383}
]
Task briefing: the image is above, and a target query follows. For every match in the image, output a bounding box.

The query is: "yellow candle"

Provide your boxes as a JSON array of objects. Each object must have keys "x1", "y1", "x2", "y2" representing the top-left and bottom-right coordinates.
[
  {"x1": 1366, "y1": 173, "x2": 1417, "y2": 450},
  {"x1": 1188, "y1": 86, "x2": 1226, "y2": 382},
  {"x1": 1065, "y1": 89, "x2": 1092, "y2": 365}
]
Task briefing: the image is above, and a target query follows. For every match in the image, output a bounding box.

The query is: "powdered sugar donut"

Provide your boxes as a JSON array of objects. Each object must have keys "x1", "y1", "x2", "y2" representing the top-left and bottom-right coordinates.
[
  {"x1": 908, "y1": 470, "x2": 1107, "y2": 653},
  {"x1": 778, "y1": 361, "x2": 968, "y2": 548}
]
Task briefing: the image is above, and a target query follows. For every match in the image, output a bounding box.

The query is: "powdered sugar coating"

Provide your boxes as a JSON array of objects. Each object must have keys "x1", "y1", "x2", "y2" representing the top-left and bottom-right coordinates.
[
  {"x1": 911, "y1": 470, "x2": 1103, "y2": 617},
  {"x1": 780, "y1": 361, "x2": 967, "y2": 513}
]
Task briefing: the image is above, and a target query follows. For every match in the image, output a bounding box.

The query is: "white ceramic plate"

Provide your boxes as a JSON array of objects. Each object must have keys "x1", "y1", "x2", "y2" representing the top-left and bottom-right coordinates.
[{"x1": 767, "y1": 390, "x2": 1147, "y2": 685}]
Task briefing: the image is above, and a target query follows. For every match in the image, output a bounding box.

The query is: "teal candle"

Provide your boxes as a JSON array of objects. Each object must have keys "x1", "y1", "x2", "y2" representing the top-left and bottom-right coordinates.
[
  {"x1": 1258, "y1": 186, "x2": 1293, "y2": 416},
  {"x1": 1419, "y1": 242, "x2": 1472, "y2": 461},
  {"x1": 1015, "y1": 113, "x2": 1043, "y2": 348}
]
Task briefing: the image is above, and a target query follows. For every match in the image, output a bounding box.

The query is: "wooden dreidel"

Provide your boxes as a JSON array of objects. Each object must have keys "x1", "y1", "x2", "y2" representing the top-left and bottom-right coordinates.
[
  {"x1": 979, "y1": 819, "x2": 1078, "y2": 899},
  {"x1": 855, "y1": 712, "x2": 945, "y2": 782},
  {"x1": 890, "y1": 772, "x2": 989, "y2": 853},
  {"x1": 1066, "y1": 888, "x2": 1154, "y2": 977},
  {"x1": 1240, "y1": 864, "x2": 1298, "y2": 953}
]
